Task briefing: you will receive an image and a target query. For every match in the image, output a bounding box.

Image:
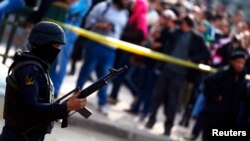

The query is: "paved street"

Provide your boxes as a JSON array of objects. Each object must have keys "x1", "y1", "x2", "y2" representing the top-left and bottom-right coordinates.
[
  {"x1": 0, "y1": 119, "x2": 126, "y2": 141},
  {"x1": 45, "y1": 123, "x2": 126, "y2": 141}
]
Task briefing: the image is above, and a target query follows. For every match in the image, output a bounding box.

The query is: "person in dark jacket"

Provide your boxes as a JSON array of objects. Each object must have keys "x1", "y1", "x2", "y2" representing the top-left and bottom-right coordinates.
[
  {"x1": 145, "y1": 9, "x2": 178, "y2": 129},
  {"x1": 202, "y1": 48, "x2": 250, "y2": 141},
  {"x1": 145, "y1": 16, "x2": 210, "y2": 136},
  {"x1": 0, "y1": 21, "x2": 87, "y2": 141}
]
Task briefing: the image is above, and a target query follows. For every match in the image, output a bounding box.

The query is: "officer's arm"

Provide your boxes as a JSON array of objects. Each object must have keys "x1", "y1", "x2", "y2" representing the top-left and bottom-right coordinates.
[{"x1": 16, "y1": 66, "x2": 68, "y2": 121}]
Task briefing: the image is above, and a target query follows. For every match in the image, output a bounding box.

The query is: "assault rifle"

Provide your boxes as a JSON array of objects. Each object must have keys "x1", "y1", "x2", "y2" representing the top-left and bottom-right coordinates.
[{"x1": 57, "y1": 66, "x2": 128, "y2": 127}]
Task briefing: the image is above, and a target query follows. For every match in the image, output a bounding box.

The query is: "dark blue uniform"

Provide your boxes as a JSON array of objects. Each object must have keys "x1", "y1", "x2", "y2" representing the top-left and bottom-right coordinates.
[{"x1": 0, "y1": 52, "x2": 68, "y2": 141}]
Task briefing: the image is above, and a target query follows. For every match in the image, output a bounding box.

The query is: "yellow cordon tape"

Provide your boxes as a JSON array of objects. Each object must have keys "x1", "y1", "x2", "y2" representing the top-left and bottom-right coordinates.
[
  {"x1": 48, "y1": 19, "x2": 218, "y2": 73},
  {"x1": 48, "y1": 20, "x2": 250, "y2": 79}
]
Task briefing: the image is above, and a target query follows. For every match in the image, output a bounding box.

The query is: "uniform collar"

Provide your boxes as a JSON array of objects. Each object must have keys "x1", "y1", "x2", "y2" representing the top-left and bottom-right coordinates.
[{"x1": 13, "y1": 51, "x2": 49, "y2": 71}]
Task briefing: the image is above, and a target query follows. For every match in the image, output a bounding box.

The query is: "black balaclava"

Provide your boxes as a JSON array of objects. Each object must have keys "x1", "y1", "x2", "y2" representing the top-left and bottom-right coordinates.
[{"x1": 30, "y1": 43, "x2": 60, "y2": 65}]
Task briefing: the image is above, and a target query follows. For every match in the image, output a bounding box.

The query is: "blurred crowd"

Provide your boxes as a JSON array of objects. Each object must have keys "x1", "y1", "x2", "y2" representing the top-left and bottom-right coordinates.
[{"x1": 1, "y1": 0, "x2": 250, "y2": 141}]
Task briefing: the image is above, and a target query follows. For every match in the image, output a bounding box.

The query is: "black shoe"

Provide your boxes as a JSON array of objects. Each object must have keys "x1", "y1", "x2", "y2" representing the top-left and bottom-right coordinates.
[
  {"x1": 184, "y1": 121, "x2": 189, "y2": 127},
  {"x1": 124, "y1": 109, "x2": 138, "y2": 115},
  {"x1": 179, "y1": 120, "x2": 184, "y2": 126},
  {"x1": 145, "y1": 119, "x2": 155, "y2": 129},
  {"x1": 179, "y1": 119, "x2": 189, "y2": 127},
  {"x1": 163, "y1": 130, "x2": 171, "y2": 136},
  {"x1": 163, "y1": 126, "x2": 172, "y2": 136}
]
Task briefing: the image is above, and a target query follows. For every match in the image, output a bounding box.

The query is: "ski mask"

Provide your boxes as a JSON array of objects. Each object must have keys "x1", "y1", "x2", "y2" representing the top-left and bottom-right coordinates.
[{"x1": 30, "y1": 43, "x2": 61, "y2": 65}]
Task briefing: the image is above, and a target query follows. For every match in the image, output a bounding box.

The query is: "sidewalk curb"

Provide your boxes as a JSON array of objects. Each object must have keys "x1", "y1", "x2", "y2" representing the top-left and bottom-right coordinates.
[{"x1": 68, "y1": 114, "x2": 175, "y2": 141}]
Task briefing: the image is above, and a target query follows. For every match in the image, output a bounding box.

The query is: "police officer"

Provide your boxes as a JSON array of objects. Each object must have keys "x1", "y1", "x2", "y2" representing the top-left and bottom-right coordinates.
[
  {"x1": 202, "y1": 48, "x2": 250, "y2": 141},
  {"x1": 0, "y1": 21, "x2": 87, "y2": 141}
]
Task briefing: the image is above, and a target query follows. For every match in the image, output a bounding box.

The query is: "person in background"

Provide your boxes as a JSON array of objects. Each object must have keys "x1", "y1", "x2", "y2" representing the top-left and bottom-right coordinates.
[
  {"x1": 231, "y1": 9, "x2": 245, "y2": 34},
  {"x1": 24, "y1": 0, "x2": 52, "y2": 25},
  {"x1": 192, "y1": 5, "x2": 204, "y2": 23},
  {"x1": 209, "y1": 14, "x2": 224, "y2": 42},
  {"x1": 76, "y1": 0, "x2": 129, "y2": 115},
  {"x1": 145, "y1": 9, "x2": 178, "y2": 129},
  {"x1": 202, "y1": 48, "x2": 250, "y2": 141},
  {"x1": 68, "y1": 36, "x2": 86, "y2": 76},
  {"x1": 178, "y1": 17, "x2": 216, "y2": 129},
  {"x1": 216, "y1": 30, "x2": 247, "y2": 68},
  {"x1": 197, "y1": 20, "x2": 213, "y2": 44},
  {"x1": 108, "y1": 0, "x2": 149, "y2": 105},
  {"x1": 146, "y1": 0, "x2": 160, "y2": 30},
  {"x1": 183, "y1": 81, "x2": 206, "y2": 141},
  {"x1": 68, "y1": 0, "x2": 107, "y2": 76},
  {"x1": 210, "y1": 18, "x2": 231, "y2": 67},
  {"x1": 124, "y1": 9, "x2": 177, "y2": 121},
  {"x1": 146, "y1": 16, "x2": 210, "y2": 136},
  {"x1": 49, "y1": 0, "x2": 92, "y2": 98}
]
